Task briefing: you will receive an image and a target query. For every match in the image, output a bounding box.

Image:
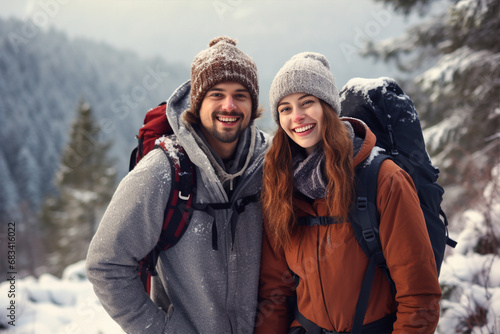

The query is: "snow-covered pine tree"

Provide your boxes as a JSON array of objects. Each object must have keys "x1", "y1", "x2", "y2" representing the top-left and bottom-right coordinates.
[
  {"x1": 365, "y1": 0, "x2": 500, "y2": 216},
  {"x1": 40, "y1": 100, "x2": 116, "y2": 276},
  {"x1": 366, "y1": 1, "x2": 500, "y2": 332}
]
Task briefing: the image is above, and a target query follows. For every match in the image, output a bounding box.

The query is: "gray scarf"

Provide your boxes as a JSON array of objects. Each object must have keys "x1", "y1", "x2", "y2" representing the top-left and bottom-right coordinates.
[
  {"x1": 293, "y1": 147, "x2": 327, "y2": 199},
  {"x1": 188, "y1": 122, "x2": 255, "y2": 192},
  {"x1": 292, "y1": 121, "x2": 359, "y2": 200}
]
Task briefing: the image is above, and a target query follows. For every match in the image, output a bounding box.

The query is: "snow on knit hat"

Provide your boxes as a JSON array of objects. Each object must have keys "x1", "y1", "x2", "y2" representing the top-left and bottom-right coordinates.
[
  {"x1": 269, "y1": 52, "x2": 340, "y2": 124},
  {"x1": 190, "y1": 36, "x2": 259, "y2": 118}
]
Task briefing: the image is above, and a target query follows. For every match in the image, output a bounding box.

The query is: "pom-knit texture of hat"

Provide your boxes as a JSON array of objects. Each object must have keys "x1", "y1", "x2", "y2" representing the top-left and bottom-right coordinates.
[
  {"x1": 269, "y1": 52, "x2": 340, "y2": 124},
  {"x1": 190, "y1": 36, "x2": 259, "y2": 116}
]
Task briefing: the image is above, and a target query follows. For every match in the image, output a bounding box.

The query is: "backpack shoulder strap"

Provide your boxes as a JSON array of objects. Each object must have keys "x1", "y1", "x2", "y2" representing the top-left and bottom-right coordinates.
[
  {"x1": 190, "y1": 191, "x2": 261, "y2": 251},
  {"x1": 350, "y1": 152, "x2": 388, "y2": 258},
  {"x1": 350, "y1": 151, "x2": 396, "y2": 333},
  {"x1": 138, "y1": 134, "x2": 196, "y2": 294}
]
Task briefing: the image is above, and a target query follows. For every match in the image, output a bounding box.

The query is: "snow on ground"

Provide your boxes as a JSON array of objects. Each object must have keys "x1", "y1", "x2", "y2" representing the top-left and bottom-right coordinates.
[
  {"x1": 0, "y1": 261, "x2": 124, "y2": 334},
  {"x1": 439, "y1": 250, "x2": 500, "y2": 333},
  {"x1": 437, "y1": 167, "x2": 500, "y2": 333}
]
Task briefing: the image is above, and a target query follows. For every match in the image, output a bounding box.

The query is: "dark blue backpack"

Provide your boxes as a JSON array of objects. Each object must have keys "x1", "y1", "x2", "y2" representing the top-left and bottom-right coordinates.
[
  {"x1": 340, "y1": 77, "x2": 456, "y2": 269},
  {"x1": 295, "y1": 78, "x2": 456, "y2": 333}
]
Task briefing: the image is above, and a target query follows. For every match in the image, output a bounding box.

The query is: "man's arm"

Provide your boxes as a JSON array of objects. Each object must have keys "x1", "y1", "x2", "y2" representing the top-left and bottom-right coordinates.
[{"x1": 86, "y1": 149, "x2": 172, "y2": 333}]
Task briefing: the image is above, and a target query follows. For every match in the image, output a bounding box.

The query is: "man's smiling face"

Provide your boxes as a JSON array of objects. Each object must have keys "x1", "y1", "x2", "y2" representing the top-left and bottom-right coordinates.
[{"x1": 198, "y1": 81, "x2": 252, "y2": 155}]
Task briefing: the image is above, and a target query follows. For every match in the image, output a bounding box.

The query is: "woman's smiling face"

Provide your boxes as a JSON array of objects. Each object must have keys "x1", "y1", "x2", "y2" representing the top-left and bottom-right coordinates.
[{"x1": 278, "y1": 93, "x2": 323, "y2": 155}]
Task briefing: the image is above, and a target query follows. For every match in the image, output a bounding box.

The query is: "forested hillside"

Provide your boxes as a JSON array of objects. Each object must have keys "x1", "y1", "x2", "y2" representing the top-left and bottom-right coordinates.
[{"x1": 0, "y1": 17, "x2": 188, "y2": 277}]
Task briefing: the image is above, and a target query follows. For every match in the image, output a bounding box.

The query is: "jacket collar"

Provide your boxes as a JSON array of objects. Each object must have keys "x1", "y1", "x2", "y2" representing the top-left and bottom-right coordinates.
[{"x1": 340, "y1": 117, "x2": 377, "y2": 168}]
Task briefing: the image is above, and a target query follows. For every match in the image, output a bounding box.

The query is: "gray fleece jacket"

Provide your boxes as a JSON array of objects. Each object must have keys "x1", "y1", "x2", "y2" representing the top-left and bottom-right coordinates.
[{"x1": 86, "y1": 80, "x2": 270, "y2": 334}]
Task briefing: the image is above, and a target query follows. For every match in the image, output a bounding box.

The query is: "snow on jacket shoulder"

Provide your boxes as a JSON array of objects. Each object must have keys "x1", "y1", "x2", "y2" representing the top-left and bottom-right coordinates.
[{"x1": 256, "y1": 118, "x2": 441, "y2": 334}]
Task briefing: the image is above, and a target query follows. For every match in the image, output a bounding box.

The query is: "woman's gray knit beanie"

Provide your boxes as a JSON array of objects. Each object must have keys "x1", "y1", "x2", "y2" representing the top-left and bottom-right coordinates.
[{"x1": 269, "y1": 52, "x2": 340, "y2": 124}]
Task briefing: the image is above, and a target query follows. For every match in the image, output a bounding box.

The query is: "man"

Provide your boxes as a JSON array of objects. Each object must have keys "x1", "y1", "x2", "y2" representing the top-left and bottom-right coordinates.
[{"x1": 86, "y1": 36, "x2": 269, "y2": 333}]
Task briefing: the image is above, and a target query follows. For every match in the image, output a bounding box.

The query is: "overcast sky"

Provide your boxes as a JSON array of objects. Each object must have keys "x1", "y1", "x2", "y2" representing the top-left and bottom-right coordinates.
[{"x1": 0, "y1": 0, "x2": 423, "y2": 111}]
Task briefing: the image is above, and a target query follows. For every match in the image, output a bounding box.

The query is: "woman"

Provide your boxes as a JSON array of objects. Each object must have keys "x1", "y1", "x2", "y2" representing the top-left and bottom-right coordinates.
[{"x1": 255, "y1": 52, "x2": 441, "y2": 333}]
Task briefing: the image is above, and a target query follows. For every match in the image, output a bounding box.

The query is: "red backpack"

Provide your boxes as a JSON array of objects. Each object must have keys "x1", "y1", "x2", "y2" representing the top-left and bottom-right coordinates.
[{"x1": 129, "y1": 102, "x2": 196, "y2": 294}]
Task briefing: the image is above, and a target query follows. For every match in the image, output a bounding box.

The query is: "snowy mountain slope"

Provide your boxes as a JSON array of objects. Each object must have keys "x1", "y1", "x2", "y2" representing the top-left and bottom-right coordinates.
[{"x1": 0, "y1": 17, "x2": 189, "y2": 223}]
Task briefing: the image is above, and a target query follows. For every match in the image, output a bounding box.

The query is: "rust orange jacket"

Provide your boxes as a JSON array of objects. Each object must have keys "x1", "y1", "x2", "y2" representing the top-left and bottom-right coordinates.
[{"x1": 255, "y1": 119, "x2": 441, "y2": 334}]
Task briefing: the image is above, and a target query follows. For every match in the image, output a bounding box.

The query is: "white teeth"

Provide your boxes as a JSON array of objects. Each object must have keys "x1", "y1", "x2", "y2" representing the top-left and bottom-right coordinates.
[
  {"x1": 218, "y1": 117, "x2": 238, "y2": 123},
  {"x1": 294, "y1": 124, "x2": 314, "y2": 133}
]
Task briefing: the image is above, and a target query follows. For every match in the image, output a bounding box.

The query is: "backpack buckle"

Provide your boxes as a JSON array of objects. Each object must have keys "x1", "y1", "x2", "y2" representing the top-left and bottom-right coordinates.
[
  {"x1": 235, "y1": 199, "x2": 246, "y2": 214},
  {"x1": 387, "y1": 124, "x2": 399, "y2": 156},
  {"x1": 178, "y1": 192, "x2": 190, "y2": 201},
  {"x1": 357, "y1": 197, "x2": 368, "y2": 210},
  {"x1": 362, "y1": 229, "x2": 376, "y2": 242}
]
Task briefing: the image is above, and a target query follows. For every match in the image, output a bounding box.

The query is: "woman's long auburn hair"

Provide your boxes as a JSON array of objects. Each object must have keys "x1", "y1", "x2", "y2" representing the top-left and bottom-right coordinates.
[{"x1": 261, "y1": 100, "x2": 355, "y2": 251}]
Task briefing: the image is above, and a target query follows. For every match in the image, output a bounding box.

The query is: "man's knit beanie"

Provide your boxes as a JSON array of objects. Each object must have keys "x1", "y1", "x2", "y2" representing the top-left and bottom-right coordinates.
[
  {"x1": 269, "y1": 52, "x2": 340, "y2": 124},
  {"x1": 190, "y1": 36, "x2": 259, "y2": 117}
]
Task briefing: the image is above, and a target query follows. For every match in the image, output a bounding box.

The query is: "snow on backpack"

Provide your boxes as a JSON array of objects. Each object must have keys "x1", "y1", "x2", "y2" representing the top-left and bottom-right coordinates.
[
  {"x1": 295, "y1": 77, "x2": 457, "y2": 333},
  {"x1": 129, "y1": 101, "x2": 260, "y2": 294}
]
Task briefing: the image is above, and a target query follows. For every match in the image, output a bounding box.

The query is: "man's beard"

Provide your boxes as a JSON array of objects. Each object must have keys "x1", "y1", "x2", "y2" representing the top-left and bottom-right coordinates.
[
  {"x1": 207, "y1": 111, "x2": 246, "y2": 143},
  {"x1": 206, "y1": 122, "x2": 243, "y2": 143}
]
